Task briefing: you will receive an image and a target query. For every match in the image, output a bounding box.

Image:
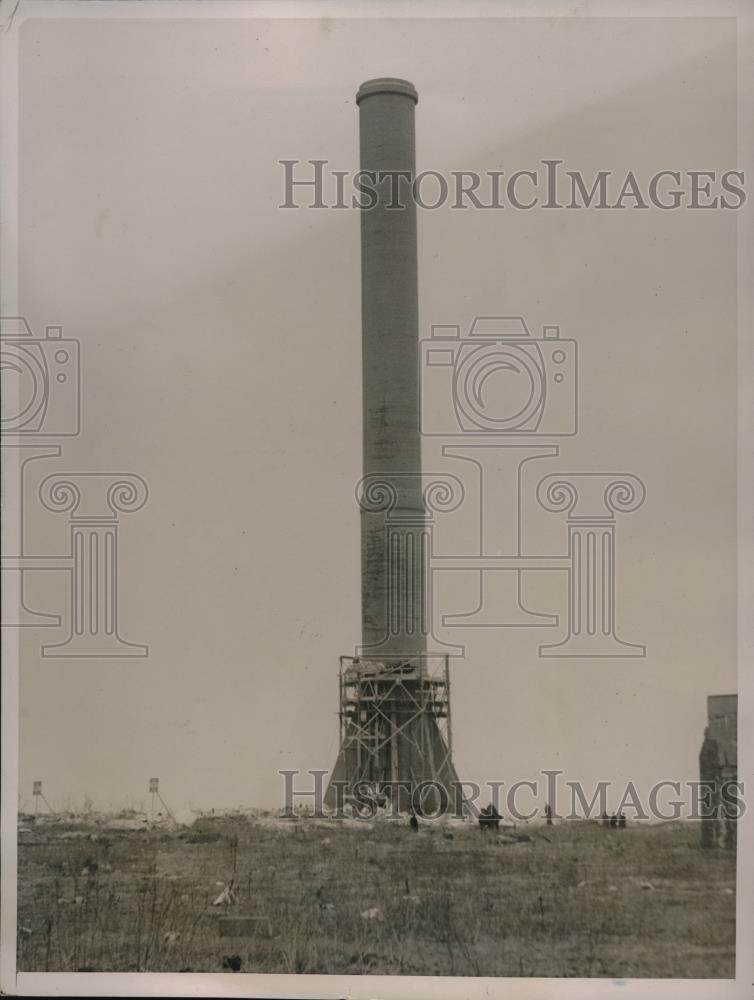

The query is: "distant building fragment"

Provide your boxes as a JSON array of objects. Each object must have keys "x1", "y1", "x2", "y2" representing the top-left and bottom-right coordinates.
[{"x1": 699, "y1": 694, "x2": 737, "y2": 849}]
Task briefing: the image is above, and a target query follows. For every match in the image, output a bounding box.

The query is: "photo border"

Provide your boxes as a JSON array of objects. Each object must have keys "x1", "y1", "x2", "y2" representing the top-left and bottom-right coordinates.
[{"x1": 1, "y1": 1, "x2": 751, "y2": 997}]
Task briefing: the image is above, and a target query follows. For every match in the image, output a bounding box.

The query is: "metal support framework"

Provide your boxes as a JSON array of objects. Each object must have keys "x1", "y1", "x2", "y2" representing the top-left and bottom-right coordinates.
[{"x1": 326, "y1": 654, "x2": 461, "y2": 814}]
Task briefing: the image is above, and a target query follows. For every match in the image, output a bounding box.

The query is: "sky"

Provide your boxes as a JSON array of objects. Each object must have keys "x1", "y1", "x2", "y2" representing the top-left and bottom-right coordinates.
[{"x1": 10, "y1": 13, "x2": 738, "y2": 815}]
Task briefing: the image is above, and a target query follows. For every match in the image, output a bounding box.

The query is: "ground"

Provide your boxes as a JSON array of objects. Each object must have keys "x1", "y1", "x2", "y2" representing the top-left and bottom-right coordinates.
[{"x1": 17, "y1": 813, "x2": 736, "y2": 977}]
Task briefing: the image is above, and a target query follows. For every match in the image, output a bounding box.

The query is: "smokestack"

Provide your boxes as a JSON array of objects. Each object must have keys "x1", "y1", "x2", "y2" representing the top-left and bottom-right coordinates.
[
  {"x1": 356, "y1": 78, "x2": 424, "y2": 658},
  {"x1": 325, "y1": 80, "x2": 462, "y2": 816}
]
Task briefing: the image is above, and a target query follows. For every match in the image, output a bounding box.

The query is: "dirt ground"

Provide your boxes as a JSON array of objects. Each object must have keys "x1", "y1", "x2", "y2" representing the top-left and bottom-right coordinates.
[{"x1": 17, "y1": 812, "x2": 736, "y2": 977}]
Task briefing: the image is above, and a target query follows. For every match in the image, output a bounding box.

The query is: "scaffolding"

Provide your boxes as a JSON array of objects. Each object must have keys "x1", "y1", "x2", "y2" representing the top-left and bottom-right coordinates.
[{"x1": 325, "y1": 655, "x2": 461, "y2": 815}]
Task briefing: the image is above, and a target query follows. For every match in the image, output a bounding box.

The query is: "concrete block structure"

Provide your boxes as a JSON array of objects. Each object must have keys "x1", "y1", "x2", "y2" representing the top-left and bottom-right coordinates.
[{"x1": 699, "y1": 694, "x2": 738, "y2": 849}]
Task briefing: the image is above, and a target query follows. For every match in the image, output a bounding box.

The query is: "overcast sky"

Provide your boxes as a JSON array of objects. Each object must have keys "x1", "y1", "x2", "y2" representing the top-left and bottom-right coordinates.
[{"x1": 12, "y1": 13, "x2": 738, "y2": 815}]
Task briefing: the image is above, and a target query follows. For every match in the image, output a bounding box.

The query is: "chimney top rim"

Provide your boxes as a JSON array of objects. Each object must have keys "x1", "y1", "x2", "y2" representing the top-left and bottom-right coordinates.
[{"x1": 356, "y1": 78, "x2": 418, "y2": 105}]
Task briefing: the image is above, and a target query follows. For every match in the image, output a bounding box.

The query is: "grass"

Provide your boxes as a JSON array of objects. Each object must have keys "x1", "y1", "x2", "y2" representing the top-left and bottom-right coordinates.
[{"x1": 17, "y1": 814, "x2": 736, "y2": 977}]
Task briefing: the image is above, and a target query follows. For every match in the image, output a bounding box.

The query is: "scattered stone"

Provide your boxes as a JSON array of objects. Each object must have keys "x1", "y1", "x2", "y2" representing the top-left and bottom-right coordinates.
[
  {"x1": 360, "y1": 906, "x2": 383, "y2": 921},
  {"x1": 640, "y1": 881, "x2": 655, "y2": 891},
  {"x1": 212, "y1": 885, "x2": 237, "y2": 907}
]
